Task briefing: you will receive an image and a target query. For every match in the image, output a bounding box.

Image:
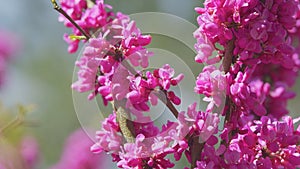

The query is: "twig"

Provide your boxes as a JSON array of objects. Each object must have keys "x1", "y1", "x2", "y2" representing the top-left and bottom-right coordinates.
[
  {"x1": 190, "y1": 137, "x2": 204, "y2": 169},
  {"x1": 222, "y1": 38, "x2": 235, "y2": 73},
  {"x1": 0, "y1": 112, "x2": 25, "y2": 136},
  {"x1": 51, "y1": 0, "x2": 91, "y2": 40},
  {"x1": 154, "y1": 90, "x2": 179, "y2": 118},
  {"x1": 222, "y1": 38, "x2": 235, "y2": 126},
  {"x1": 220, "y1": 38, "x2": 236, "y2": 147}
]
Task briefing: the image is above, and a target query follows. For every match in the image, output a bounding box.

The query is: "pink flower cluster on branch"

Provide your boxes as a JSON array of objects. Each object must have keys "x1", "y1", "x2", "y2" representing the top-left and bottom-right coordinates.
[
  {"x1": 91, "y1": 103, "x2": 220, "y2": 169},
  {"x1": 52, "y1": 0, "x2": 300, "y2": 168},
  {"x1": 193, "y1": 0, "x2": 300, "y2": 168},
  {"x1": 58, "y1": 0, "x2": 114, "y2": 53}
]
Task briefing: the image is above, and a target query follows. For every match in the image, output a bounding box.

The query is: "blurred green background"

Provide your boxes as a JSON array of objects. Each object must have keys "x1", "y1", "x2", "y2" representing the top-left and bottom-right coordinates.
[{"x1": 0, "y1": 0, "x2": 299, "y2": 168}]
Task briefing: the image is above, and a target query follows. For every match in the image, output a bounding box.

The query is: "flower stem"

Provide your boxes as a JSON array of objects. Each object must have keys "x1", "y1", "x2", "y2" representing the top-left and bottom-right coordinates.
[
  {"x1": 51, "y1": 0, "x2": 91, "y2": 40},
  {"x1": 222, "y1": 38, "x2": 235, "y2": 73},
  {"x1": 189, "y1": 38, "x2": 236, "y2": 169},
  {"x1": 0, "y1": 108, "x2": 26, "y2": 136},
  {"x1": 221, "y1": 38, "x2": 236, "y2": 147},
  {"x1": 222, "y1": 38, "x2": 235, "y2": 123},
  {"x1": 154, "y1": 90, "x2": 179, "y2": 118},
  {"x1": 190, "y1": 137, "x2": 204, "y2": 169},
  {"x1": 0, "y1": 117, "x2": 22, "y2": 136}
]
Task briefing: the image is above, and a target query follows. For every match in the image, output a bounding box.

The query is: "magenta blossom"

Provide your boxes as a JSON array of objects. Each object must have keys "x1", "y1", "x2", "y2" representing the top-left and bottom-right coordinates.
[
  {"x1": 51, "y1": 129, "x2": 110, "y2": 169},
  {"x1": 54, "y1": 0, "x2": 300, "y2": 168},
  {"x1": 0, "y1": 30, "x2": 20, "y2": 87}
]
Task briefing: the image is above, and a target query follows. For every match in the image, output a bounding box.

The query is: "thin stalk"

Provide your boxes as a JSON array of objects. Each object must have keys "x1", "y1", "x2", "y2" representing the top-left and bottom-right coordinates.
[
  {"x1": 222, "y1": 38, "x2": 235, "y2": 73},
  {"x1": 190, "y1": 137, "x2": 204, "y2": 169},
  {"x1": 220, "y1": 38, "x2": 236, "y2": 146},
  {"x1": 51, "y1": 0, "x2": 91, "y2": 39},
  {"x1": 222, "y1": 38, "x2": 235, "y2": 125},
  {"x1": 0, "y1": 116, "x2": 23, "y2": 136},
  {"x1": 154, "y1": 90, "x2": 179, "y2": 118}
]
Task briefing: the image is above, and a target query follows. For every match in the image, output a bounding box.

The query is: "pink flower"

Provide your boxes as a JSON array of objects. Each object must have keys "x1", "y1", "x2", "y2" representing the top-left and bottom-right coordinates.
[
  {"x1": 56, "y1": 0, "x2": 300, "y2": 168},
  {"x1": 59, "y1": 0, "x2": 113, "y2": 53},
  {"x1": 229, "y1": 68, "x2": 267, "y2": 117},
  {"x1": 20, "y1": 137, "x2": 39, "y2": 169},
  {"x1": 91, "y1": 113, "x2": 122, "y2": 154},
  {"x1": 117, "y1": 134, "x2": 175, "y2": 169},
  {"x1": 0, "y1": 30, "x2": 20, "y2": 87},
  {"x1": 193, "y1": 29, "x2": 216, "y2": 64},
  {"x1": 111, "y1": 64, "x2": 183, "y2": 116},
  {"x1": 51, "y1": 129, "x2": 110, "y2": 169},
  {"x1": 195, "y1": 65, "x2": 227, "y2": 111}
]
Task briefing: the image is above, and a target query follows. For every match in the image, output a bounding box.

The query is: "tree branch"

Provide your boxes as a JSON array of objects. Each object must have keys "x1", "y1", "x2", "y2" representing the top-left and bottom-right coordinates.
[
  {"x1": 154, "y1": 90, "x2": 179, "y2": 118},
  {"x1": 221, "y1": 38, "x2": 236, "y2": 147},
  {"x1": 190, "y1": 137, "x2": 204, "y2": 169},
  {"x1": 222, "y1": 38, "x2": 235, "y2": 73}
]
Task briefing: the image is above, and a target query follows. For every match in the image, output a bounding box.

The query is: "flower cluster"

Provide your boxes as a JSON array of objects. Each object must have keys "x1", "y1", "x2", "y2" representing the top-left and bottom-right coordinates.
[
  {"x1": 53, "y1": 0, "x2": 300, "y2": 168},
  {"x1": 58, "y1": 0, "x2": 114, "y2": 53},
  {"x1": 194, "y1": 0, "x2": 299, "y2": 66},
  {"x1": 193, "y1": 0, "x2": 300, "y2": 168},
  {"x1": 91, "y1": 103, "x2": 220, "y2": 168},
  {"x1": 195, "y1": 0, "x2": 300, "y2": 120},
  {"x1": 71, "y1": 14, "x2": 153, "y2": 102},
  {"x1": 195, "y1": 65, "x2": 227, "y2": 111},
  {"x1": 113, "y1": 64, "x2": 183, "y2": 114},
  {"x1": 70, "y1": 2, "x2": 183, "y2": 121}
]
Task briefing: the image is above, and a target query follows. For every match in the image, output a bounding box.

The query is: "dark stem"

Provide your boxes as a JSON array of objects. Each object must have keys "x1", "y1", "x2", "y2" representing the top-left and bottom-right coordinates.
[
  {"x1": 190, "y1": 136, "x2": 204, "y2": 169},
  {"x1": 51, "y1": 0, "x2": 91, "y2": 40},
  {"x1": 224, "y1": 96, "x2": 231, "y2": 122},
  {"x1": 222, "y1": 38, "x2": 235, "y2": 123},
  {"x1": 222, "y1": 38, "x2": 235, "y2": 73},
  {"x1": 166, "y1": 97, "x2": 179, "y2": 118},
  {"x1": 189, "y1": 38, "x2": 236, "y2": 169},
  {"x1": 154, "y1": 90, "x2": 179, "y2": 118},
  {"x1": 221, "y1": 38, "x2": 236, "y2": 147}
]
